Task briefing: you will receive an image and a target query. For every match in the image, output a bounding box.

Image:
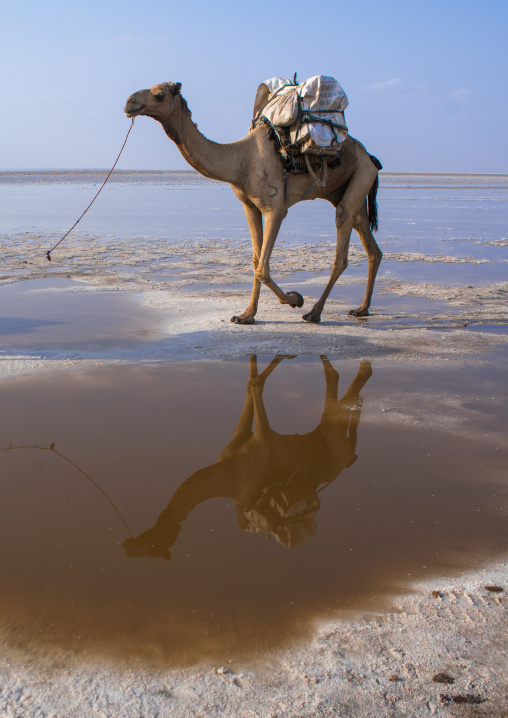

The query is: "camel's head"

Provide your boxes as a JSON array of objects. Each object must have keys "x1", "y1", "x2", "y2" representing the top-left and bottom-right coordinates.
[{"x1": 124, "y1": 82, "x2": 182, "y2": 120}]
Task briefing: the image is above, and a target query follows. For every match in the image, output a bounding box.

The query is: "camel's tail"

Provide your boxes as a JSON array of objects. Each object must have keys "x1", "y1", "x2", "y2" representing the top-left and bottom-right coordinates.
[{"x1": 368, "y1": 155, "x2": 382, "y2": 232}]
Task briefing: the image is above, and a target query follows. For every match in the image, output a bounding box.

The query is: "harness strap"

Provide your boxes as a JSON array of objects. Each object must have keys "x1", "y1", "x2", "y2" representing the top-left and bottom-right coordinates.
[{"x1": 301, "y1": 154, "x2": 328, "y2": 201}]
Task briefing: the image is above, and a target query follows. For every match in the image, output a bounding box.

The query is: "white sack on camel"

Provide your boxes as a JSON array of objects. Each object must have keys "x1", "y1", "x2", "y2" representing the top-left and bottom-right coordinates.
[{"x1": 253, "y1": 75, "x2": 349, "y2": 153}]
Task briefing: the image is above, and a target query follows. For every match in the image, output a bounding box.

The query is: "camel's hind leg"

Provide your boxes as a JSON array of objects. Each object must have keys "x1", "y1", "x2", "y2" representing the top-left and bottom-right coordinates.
[
  {"x1": 302, "y1": 203, "x2": 354, "y2": 323},
  {"x1": 302, "y1": 162, "x2": 378, "y2": 323},
  {"x1": 338, "y1": 360, "x2": 372, "y2": 452},
  {"x1": 318, "y1": 357, "x2": 372, "y2": 467},
  {"x1": 349, "y1": 202, "x2": 383, "y2": 317},
  {"x1": 320, "y1": 357, "x2": 372, "y2": 425}
]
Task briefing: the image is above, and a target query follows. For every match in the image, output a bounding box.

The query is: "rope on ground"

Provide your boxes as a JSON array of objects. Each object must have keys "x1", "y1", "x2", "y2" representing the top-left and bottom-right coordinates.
[{"x1": 46, "y1": 118, "x2": 135, "y2": 261}]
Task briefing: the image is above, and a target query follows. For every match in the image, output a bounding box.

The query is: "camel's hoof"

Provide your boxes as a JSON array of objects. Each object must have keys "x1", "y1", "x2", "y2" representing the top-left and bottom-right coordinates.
[
  {"x1": 302, "y1": 312, "x2": 321, "y2": 323},
  {"x1": 286, "y1": 291, "x2": 304, "y2": 309},
  {"x1": 348, "y1": 307, "x2": 369, "y2": 317},
  {"x1": 231, "y1": 315, "x2": 255, "y2": 325}
]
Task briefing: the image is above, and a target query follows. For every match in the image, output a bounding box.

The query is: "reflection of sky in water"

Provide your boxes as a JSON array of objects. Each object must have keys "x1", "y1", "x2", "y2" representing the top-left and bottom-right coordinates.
[{"x1": 0, "y1": 278, "x2": 166, "y2": 355}]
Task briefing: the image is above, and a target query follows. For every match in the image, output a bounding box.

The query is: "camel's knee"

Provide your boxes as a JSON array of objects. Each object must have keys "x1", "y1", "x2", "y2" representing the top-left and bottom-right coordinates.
[
  {"x1": 255, "y1": 268, "x2": 270, "y2": 284},
  {"x1": 322, "y1": 361, "x2": 340, "y2": 396},
  {"x1": 332, "y1": 257, "x2": 348, "y2": 277},
  {"x1": 369, "y1": 246, "x2": 382, "y2": 265},
  {"x1": 247, "y1": 376, "x2": 264, "y2": 392},
  {"x1": 335, "y1": 204, "x2": 352, "y2": 230}
]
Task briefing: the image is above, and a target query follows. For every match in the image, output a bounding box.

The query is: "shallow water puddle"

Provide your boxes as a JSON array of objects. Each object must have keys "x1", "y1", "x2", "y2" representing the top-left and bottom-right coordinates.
[
  {"x1": 0, "y1": 357, "x2": 506, "y2": 666},
  {"x1": 0, "y1": 278, "x2": 164, "y2": 352}
]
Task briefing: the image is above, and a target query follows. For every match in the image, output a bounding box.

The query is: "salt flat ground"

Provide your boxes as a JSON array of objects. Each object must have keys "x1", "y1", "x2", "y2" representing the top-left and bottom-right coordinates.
[{"x1": 0, "y1": 172, "x2": 507, "y2": 716}]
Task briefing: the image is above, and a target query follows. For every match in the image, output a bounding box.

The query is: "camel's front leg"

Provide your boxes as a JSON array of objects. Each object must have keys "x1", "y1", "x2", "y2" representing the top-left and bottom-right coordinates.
[
  {"x1": 256, "y1": 209, "x2": 304, "y2": 307},
  {"x1": 218, "y1": 354, "x2": 286, "y2": 460},
  {"x1": 232, "y1": 208, "x2": 304, "y2": 324},
  {"x1": 231, "y1": 202, "x2": 263, "y2": 325}
]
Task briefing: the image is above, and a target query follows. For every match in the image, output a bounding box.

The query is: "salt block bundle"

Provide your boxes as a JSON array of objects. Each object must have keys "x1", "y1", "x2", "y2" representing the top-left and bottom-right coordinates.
[{"x1": 253, "y1": 75, "x2": 349, "y2": 154}]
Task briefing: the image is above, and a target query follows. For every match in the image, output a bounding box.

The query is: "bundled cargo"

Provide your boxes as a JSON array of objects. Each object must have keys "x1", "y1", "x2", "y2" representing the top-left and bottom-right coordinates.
[{"x1": 253, "y1": 75, "x2": 349, "y2": 155}]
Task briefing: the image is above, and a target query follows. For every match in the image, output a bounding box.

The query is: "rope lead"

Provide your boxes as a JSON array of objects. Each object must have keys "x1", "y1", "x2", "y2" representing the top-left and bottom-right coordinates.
[{"x1": 46, "y1": 118, "x2": 135, "y2": 261}]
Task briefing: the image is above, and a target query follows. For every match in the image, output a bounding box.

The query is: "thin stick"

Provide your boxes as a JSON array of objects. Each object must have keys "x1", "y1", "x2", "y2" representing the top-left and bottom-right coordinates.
[{"x1": 46, "y1": 118, "x2": 135, "y2": 261}]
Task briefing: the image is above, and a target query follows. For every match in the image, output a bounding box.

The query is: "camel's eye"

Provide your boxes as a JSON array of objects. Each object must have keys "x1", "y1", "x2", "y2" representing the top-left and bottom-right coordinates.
[{"x1": 154, "y1": 92, "x2": 165, "y2": 101}]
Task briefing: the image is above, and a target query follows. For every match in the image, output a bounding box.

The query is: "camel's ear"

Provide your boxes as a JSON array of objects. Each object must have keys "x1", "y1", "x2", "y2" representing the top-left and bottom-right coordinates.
[{"x1": 170, "y1": 82, "x2": 182, "y2": 96}]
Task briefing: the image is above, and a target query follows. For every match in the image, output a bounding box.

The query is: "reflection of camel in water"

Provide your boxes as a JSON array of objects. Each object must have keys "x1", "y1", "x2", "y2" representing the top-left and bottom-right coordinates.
[{"x1": 124, "y1": 357, "x2": 372, "y2": 559}]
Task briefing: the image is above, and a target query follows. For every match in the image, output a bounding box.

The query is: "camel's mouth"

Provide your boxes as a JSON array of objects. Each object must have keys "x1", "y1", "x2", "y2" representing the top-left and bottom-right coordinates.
[
  {"x1": 124, "y1": 100, "x2": 146, "y2": 117},
  {"x1": 124, "y1": 103, "x2": 145, "y2": 118}
]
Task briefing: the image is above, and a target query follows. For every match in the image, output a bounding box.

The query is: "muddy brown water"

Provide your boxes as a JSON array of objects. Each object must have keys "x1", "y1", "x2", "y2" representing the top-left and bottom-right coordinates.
[{"x1": 0, "y1": 357, "x2": 506, "y2": 666}]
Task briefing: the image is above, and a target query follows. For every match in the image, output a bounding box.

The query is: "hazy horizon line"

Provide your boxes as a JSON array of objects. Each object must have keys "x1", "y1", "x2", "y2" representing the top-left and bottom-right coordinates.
[{"x1": 1, "y1": 168, "x2": 508, "y2": 178}]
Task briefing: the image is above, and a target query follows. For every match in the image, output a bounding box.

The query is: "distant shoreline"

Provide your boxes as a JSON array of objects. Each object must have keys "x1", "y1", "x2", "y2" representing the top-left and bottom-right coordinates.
[{"x1": 1, "y1": 169, "x2": 508, "y2": 178}]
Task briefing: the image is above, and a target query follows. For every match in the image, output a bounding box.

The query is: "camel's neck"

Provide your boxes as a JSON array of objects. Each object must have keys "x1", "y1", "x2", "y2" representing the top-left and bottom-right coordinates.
[
  {"x1": 148, "y1": 460, "x2": 244, "y2": 542},
  {"x1": 161, "y1": 97, "x2": 242, "y2": 184}
]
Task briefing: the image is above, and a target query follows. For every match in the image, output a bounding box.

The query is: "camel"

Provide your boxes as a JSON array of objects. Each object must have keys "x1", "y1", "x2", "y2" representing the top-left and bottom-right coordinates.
[
  {"x1": 123, "y1": 355, "x2": 372, "y2": 559},
  {"x1": 124, "y1": 82, "x2": 382, "y2": 323}
]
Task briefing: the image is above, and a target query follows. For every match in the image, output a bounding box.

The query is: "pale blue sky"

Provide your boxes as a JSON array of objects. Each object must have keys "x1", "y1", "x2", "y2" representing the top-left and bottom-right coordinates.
[{"x1": 1, "y1": 0, "x2": 506, "y2": 172}]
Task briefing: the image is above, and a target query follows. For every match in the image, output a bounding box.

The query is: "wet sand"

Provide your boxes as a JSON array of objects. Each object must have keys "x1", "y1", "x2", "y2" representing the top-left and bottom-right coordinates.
[{"x1": 0, "y1": 171, "x2": 507, "y2": 716}]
